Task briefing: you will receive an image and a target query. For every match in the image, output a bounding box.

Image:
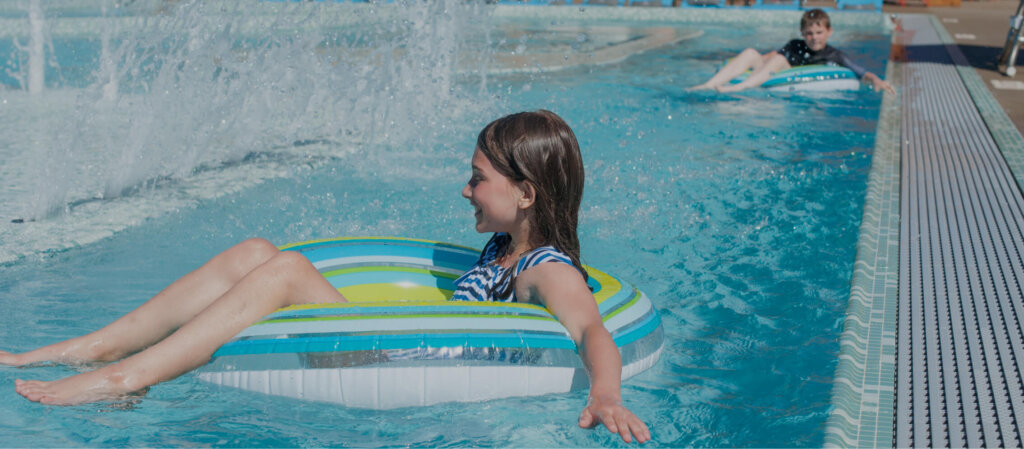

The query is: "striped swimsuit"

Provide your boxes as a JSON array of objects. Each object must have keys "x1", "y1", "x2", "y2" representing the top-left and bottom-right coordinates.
[{"x1": 451, "y1": 233, "x2": 578, "y2": 303}]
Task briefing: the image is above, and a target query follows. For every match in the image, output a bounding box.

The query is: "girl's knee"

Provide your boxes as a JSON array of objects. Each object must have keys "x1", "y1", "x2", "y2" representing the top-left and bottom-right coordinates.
[
  {"x1": 739, "y1": 48, "x2": 761, "y2": 58},
  {"x1": 234, "y1": 238, "x2": 279, "y2": 262},
  {"x1": 238, "y1": 238, "x2": 277, "y2": 254},
  {"x1": 263, "y1": 252, "x2": 322, "y2": 300},
  {"x1": 216, "y1": 238, "x2": 279, "y2": 280},
  {"x1": 266, "y1": 251, "x2": 316, "y2": 278}
]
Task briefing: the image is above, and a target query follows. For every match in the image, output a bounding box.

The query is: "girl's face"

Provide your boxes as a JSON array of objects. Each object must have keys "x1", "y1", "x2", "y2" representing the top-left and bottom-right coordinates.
[
  {"x1": 801, "y1": 22, "x2": 833, "y2": 52},
  {"x1": 461, "y1": 148, "x2": 526, "y2": 234}
]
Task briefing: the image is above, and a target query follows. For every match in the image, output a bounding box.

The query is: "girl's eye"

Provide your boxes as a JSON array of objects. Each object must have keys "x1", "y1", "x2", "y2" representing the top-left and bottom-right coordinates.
[{"x1": 468, "y1": 175, "x2": 481, "y2": 187}]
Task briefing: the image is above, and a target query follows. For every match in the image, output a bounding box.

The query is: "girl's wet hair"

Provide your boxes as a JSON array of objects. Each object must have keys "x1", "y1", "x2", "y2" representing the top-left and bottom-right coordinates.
[
  {"x1": 801, "y1": 8, "x2": 831, "y2": 30},
  {"x1": 476, "y1": 110, "x2": 588, "y2": 299}
]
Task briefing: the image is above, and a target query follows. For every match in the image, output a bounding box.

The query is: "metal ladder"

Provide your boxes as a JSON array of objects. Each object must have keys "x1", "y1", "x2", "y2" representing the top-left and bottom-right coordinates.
[{"x1": 998, "y1": 0, "x2": 1024, "y2": 76}]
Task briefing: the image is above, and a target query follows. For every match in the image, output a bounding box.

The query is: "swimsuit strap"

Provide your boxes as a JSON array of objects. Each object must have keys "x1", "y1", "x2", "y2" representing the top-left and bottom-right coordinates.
[
  {"x1": 451, "y1": 234, "x2": 579, "y2": 303},
  {"x1": 513, "y1": 246, "x2": 575, "y2": 276}
]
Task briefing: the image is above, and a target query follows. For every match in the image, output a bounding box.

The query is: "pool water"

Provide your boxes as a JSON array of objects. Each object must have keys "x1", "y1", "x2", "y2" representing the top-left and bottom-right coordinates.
[{"x1": 0, "y1": 2, "x2": 888, "y2": 446}]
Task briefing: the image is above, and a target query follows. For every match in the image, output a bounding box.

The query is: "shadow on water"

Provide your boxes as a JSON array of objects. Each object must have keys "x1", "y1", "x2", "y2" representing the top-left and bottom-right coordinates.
[{"x1": 898, "y1": 43, "x2": 1024, "y2": 69}]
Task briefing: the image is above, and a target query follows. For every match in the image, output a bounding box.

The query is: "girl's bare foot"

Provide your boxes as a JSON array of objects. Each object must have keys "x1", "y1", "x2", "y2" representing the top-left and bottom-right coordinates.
[
  {"x1": 15, "y1": 366, "x2": 144, "y2": 406},
  {"x1": 0, "y1": 348, "x2": 66, "y2": 367},
  {"x1": 686, "y1": 83, "x2": 716, "y2": 91},
  {"x1": 0, "y1": 350, "x2": 30, "y2": 366},
  {"x1": 1, "y1": 339, "x2": 120, "y2": 367},
  {"x1": 715, "y1": 84, "x2": 743, "y2": 93}
]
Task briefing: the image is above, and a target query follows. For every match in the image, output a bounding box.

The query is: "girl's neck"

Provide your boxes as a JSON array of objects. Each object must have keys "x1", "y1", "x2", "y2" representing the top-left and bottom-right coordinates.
[{"x1": 499, "y1": 229, "x2": 534, "y2": 268}]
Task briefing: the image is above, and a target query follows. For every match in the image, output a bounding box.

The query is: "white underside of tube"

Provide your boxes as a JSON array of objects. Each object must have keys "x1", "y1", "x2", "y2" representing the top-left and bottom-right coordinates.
[
  {"x1": 197, "y1": 365, "x2": 577, "y2": 409},
  {"x1": 198, "y1": 344, "x2": 663, "y2": 409},
  {"x1": 767, "y1": 78, "x2": 861, "y2": 92}
]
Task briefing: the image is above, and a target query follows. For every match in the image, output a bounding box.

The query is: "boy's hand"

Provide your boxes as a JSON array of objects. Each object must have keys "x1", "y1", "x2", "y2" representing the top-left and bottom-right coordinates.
[
  {"x1": 873, "y1": 78, "x2": 896, "y2": 94},
  {"x1": 864, "y1": 72, "x2": 896, "y2": 94},
  {"x1": 578, "y1": 394, "x2": 651, "y2": 444}
]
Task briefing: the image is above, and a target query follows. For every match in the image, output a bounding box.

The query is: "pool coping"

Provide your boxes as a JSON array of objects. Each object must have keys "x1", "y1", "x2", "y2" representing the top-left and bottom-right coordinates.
[
  {"x1": 824, "y1": 12, "x2": 1024, "y2": 448},
  {"x1": 823, "y1": 37, "x2": 902, "y2": 449},
  {"x1": 494, "y1": 4, "x2": 891, "y2": 27}
]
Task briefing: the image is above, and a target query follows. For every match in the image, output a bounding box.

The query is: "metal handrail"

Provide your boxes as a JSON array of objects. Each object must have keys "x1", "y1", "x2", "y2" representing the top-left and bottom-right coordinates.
[{"x1": 998, "y1": 0, "x2": 1024, "y2": 76}]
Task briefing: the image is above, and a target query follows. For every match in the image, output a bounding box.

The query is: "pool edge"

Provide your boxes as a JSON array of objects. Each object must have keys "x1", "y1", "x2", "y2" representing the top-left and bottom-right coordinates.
[
  {"x1": 825, "y1": 12, "x2": 1024, "y2": 448},
  {"x1": 823, "y1": 46, "x2": 901, "y2": 449}
]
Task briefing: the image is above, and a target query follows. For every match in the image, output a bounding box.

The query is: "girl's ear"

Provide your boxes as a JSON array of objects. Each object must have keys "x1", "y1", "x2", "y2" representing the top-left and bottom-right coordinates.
[{"x1": 517, "y1": 182, "x2": 537, "y2": 210}]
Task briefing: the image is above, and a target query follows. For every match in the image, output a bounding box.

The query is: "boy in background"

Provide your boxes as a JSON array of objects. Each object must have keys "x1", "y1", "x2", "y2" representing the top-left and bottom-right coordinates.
[{"x1": 689, "y1": 9, "x2": 894, "y2": 93}]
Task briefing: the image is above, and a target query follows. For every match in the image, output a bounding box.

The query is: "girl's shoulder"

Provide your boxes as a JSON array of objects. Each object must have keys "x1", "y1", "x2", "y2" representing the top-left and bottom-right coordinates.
[
  {"x1": 513, "y1": 246, "x2": 589, "y2": 286},
  {"x1": 513, "y1": 246, "x2": 575, "y2": 276},
  {"x1": 512, "y1": 247, "x2": 590, "y2": 306}
]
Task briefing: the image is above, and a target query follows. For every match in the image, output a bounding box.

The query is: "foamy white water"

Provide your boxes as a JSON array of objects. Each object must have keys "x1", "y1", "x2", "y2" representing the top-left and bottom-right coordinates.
[
  {"x1": 0, "y1": 0, "x2": 694, "y2": 264},
  {"x1": 0, "y1": 0, "x2": 496, "y2": 263}
]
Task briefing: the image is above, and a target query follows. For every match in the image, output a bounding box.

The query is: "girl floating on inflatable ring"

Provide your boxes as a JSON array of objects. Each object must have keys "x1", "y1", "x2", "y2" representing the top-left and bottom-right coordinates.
[{"x1": 2, "y1": 110, "x2": 650, "y2": 444}]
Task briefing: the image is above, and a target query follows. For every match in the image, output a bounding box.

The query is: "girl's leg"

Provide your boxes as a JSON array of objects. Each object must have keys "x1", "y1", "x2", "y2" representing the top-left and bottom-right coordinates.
[
  {"x1": 716, "y1": 52, "x2": 791, "y2": 93},
  {"x1": 0, "y1": 238, "x2": 280, "y2": 367},
  {"x1": 15, "y1": 250, "x2": 344, "y2": 405},
  {"x1": 688, "y1": 48, "x2": 766, "y2": 90}
]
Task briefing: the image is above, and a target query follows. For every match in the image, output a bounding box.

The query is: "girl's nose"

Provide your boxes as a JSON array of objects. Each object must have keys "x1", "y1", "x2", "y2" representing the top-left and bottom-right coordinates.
[{"x1": 461, "y1": 183, "x2": 471, "y2": 199}]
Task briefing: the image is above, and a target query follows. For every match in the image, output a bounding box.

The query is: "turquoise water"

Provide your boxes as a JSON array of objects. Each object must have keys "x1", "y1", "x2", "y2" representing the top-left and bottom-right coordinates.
[{"x1": 0, "y1": 3, "x2": 888, "y2": 446}]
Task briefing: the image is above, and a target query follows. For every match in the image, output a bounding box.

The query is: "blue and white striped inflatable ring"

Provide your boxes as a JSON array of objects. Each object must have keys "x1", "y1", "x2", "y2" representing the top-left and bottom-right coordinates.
[
  {"x1": 729, "y1": 64, "x2": 860, "y2": 91},
  {"x1": 196, "y1": 237, "x2": 664, "y2": 409}
]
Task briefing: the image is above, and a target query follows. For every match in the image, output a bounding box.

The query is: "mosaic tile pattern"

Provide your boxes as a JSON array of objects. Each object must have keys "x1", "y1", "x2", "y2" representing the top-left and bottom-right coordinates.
[{"x1": 823, "y1": 61, "x2": 901, "y2": 449}]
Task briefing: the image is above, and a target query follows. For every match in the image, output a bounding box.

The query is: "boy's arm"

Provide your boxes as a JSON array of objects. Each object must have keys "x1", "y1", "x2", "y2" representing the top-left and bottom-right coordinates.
[{"x1": 835, "y1": 49, "x2": 895, "y2": 94}]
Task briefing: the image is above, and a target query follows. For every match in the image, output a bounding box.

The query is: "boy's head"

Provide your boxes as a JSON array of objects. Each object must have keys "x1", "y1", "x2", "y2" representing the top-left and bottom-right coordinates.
[
  {"x1": 800, "y1": 8, "x2": 831, "y2": 31},
  {"x1": 800, "y1": 8, "x2": 833, "y2": 51}
]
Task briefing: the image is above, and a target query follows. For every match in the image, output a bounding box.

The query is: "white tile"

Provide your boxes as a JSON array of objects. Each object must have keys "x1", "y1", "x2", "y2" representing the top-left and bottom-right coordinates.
[
  {"x1": 991, "y1": 79, "x2": 1024, "y2": 90},
  {"x1": 955, "y1": 33, "x2": 976, "y2": 40}
]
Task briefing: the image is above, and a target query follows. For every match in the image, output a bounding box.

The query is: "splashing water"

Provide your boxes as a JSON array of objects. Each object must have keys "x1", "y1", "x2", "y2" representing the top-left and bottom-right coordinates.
[
  {"x1": 6, "y1": 0, "x2": 494, "y2": 220},
  {"x1": 0, "y1": 0, "x2": 497, "y2": 263}
]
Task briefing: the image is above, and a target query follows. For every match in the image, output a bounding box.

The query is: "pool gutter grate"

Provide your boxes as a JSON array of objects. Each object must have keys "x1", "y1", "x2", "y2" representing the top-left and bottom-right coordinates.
[{"x1": 826, "y1": 13, "x2": 1024, "y2": 448}]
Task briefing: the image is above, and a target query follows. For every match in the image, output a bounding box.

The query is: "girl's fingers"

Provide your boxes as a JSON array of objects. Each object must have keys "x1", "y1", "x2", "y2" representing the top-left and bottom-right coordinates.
[
  {"x1": 578, "y1": 408, "x2": 595, "y2": 428},
  {"x1": 580, "y1": 403, "x2": 650, "y2": 443},
  {"x1": 602, "y1": 413, "x2": 620, "y2": 435},
  {"x1": 608, "y1": 408, "x2": 641, "y2": 443},
  {"x1": 615, "y1": 417, "x2": 632, "y2": 443},
  {"x1": 616, "y1": 410, "x2": 650, "y2": 443},
  {"x1": 630, "y1": 416, "x2": 651, "y2": 443}
]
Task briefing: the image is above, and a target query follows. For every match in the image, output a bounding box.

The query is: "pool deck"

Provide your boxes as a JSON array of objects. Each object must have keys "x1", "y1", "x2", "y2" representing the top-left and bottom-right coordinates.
[
  {"x1": 884, "y1": 0, "x2": 1024, "y2": 137},
  {"x1": 825, "y1": 3, "x2": 1024, "y2": 448}
]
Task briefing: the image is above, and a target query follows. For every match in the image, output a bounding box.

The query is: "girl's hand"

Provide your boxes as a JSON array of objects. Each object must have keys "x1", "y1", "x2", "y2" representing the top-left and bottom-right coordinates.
[{"x1": 578, "y1": 394, "x2": 651, "y2": 444}]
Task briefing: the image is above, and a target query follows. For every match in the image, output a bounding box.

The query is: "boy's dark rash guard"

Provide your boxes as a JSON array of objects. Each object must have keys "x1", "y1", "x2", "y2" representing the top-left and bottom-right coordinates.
[{"x1": 777, "y1": 39, "x2": 868, "y2": 78}]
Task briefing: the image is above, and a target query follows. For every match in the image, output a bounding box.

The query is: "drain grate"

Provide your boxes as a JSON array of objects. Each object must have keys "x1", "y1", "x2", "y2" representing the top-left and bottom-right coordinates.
[
  {"x1": 895, "y1": 15, "x2": 1024, "y2": 449},
  {"x1": 825, "y1": 14, "x2": 1024, "y2": 448}
]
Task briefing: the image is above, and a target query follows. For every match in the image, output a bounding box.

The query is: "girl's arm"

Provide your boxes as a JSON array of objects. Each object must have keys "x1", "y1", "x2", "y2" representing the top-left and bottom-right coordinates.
[{"x1": 517, "y1": 263, "x2": 651, "y2": 444}]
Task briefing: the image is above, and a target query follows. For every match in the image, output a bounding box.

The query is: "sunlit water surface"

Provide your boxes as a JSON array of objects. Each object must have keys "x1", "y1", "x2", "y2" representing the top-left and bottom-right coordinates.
[{"x1": 0, "y1": 2, "x2": 888, "y2": 446}]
